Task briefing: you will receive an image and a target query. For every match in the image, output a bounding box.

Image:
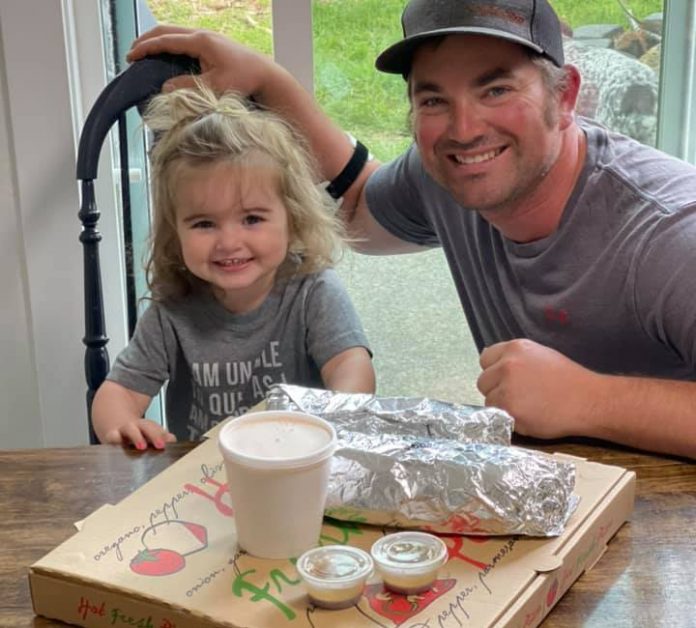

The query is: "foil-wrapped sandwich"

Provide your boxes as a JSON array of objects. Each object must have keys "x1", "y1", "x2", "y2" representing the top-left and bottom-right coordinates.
[
  {"x1": 266, "y1": 385, "x2": 578, "y2": 537},
  {"x1": 266, "y1": 385, "x2": 514, "y2": 445}
]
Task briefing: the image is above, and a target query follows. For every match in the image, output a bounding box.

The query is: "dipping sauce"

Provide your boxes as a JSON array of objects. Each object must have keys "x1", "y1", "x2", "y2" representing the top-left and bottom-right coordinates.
[
  {"x1": 370, "y1": 531, "x2": 448, "y2": 594},
  {"x1": 296, "y1": 545, "x2": 373, "y2": 609}
]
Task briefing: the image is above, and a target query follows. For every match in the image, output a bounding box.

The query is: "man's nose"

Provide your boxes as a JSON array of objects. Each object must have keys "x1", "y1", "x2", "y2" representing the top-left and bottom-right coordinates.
[{"x1": 449, "y1": 99, "x2": 485, "y2": 142}]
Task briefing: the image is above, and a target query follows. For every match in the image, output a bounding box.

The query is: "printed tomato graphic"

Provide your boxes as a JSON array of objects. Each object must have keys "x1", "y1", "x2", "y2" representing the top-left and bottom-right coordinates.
[
  {"x1": 546, "y1": 578, "x2": 559, "y2": 608},
  {"x1": 130, "y1": 548, "x2": 186, "y2": 576},
  {"x1": 130, "y1": 520, "x2": 209, "y2": 577},
  {"x1": 364, "y1": 579, "x2": 456, "y2": 625},
  {"x1": 141, "y1": 520, "x2": 208, "y2": 556},
  {"x1": 424, "y1": 513, "x2": 485, "y2": 534}
]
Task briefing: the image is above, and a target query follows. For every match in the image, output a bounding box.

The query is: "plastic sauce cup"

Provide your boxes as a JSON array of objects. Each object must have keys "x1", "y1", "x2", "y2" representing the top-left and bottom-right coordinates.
[
  {"x1": 296, "y1": 545, "x2": 374, "y2": 609},
  {"x1": 370, "y1": 531, "x2": 448, "y2": 594}
]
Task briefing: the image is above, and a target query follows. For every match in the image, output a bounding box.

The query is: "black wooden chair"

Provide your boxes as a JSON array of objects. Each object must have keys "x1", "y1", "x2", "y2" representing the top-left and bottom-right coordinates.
[{"x1": 76, "y1": 54, "x2": 199, "y2": 443}]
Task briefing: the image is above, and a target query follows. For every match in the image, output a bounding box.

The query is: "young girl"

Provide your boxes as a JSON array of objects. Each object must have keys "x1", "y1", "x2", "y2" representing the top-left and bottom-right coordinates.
[{"x1": 92, "y1": 85, "x2": 375, "y2": 449}]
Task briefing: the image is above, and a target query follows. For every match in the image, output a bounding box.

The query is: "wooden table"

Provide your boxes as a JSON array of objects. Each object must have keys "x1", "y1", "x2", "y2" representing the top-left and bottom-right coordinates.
[{"x1": 1, "y1": 438, "x2": 694, "y2": 627}]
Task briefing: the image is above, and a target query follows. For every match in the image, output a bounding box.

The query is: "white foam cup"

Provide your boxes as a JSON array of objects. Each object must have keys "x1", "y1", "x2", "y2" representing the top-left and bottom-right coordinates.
[{"x1": 218, "y1": 410, "x2": 337, "y2": 559}]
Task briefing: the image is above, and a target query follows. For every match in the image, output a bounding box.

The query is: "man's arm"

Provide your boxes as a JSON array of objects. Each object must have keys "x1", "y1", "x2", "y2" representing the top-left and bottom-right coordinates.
[
  {"x1": 128, "y1": 26, "x2": 418, "y2": 254},
  {"x1": 478, "y1": 339, "x2": 696, "y2": 459}
]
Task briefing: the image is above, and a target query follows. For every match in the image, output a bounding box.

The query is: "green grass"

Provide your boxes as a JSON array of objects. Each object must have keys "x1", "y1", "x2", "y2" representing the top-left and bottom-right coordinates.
[
  {"x1": 313, "y1": 0, "x2": 411, "y2": 159},
  {"x1": 149, "y1": 0, "x2": 663, "y2": 160},
  {"x1": 148, "y1": 0, "x2": 274, "y2": 54},
  {"x1": 552, "y1": 0, "x2": 661, "y2": 26}
]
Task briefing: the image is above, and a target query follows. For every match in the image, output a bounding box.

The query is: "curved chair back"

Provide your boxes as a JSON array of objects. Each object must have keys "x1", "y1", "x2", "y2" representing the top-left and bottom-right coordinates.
[{"x1": 76, "y1": 54, "x2": 199, "y2": 443}]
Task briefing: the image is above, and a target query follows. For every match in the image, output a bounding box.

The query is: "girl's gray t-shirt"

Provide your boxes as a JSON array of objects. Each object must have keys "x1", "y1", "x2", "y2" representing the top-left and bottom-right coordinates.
[
  {"x1": 366, "y1": 118, "x2": 696, "y2": 378},
  {"x1": 107, "y1": 269, "x2": 370, "y2": 440}
]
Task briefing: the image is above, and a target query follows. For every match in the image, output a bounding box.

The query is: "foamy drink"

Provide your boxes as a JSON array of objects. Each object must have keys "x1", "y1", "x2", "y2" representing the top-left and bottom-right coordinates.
[{"x1": 218, "y1": 410, "x2": 337, "y2": 559}]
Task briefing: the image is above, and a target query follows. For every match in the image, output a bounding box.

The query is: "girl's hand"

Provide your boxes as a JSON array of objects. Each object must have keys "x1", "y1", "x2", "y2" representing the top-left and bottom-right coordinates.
[
  {"x1": 92, "y1": 381, "x2": 175, "y2": 449},
  {"x1": 102, "y1": 418, "x2": 177, "y2": 451}
]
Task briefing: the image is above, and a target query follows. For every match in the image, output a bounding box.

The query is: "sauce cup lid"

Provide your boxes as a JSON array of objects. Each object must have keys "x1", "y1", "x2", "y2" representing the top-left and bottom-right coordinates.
[
  {"x1": 370, "y1": 531, "x2": 448, "y2": 574},
  {"x1": 297, "y1": 545, "x2": 374, "y2": 589}
]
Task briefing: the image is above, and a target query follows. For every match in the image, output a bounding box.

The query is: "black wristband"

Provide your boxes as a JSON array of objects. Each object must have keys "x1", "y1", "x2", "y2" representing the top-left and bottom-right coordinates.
[{"x1": 325, "y1": 140, "x2": 369, "y2": 200}]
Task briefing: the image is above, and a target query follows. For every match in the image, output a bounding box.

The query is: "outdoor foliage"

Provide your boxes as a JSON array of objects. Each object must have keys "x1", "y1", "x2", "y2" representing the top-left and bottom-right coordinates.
[
  {"x1": 148, "y1": 0, "x2": 663, "y2": 159},
  {"x1": 146, "y1": 0, "x2": 663, "y2": 401}
]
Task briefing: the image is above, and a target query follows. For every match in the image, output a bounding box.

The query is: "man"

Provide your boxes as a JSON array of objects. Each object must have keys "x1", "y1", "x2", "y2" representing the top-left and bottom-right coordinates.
[{"x1": 128, "y1": 0, "x2": 696, "y2": 458}]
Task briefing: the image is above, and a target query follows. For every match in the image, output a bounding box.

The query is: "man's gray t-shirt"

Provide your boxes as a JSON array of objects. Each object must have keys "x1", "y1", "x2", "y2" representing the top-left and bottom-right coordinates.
[
  {"x1": 107, "y1": 269, "x2": 370, "y2": 439},
  {"x1": 366, "y1": 118, "x2": 696, "y2": 378}
]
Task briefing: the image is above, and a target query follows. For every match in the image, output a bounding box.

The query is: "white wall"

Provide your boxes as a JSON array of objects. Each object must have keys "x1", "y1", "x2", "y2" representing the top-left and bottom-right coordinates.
[
  {"x1": 0, "y1": 49, "x2": 41, "y2": 449},
  {"x1": 0, "y1": 1, "x2": 127, "y2": 449}
]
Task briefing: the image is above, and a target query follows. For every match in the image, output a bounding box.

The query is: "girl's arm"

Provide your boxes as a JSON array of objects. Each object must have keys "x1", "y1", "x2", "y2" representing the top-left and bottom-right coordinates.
[
  {"x1": 321, "y1": 347, "x2": 376, "y2": 394},
  {"x1": 91, "y1": 380, "x2": 176, "y2": 450}
]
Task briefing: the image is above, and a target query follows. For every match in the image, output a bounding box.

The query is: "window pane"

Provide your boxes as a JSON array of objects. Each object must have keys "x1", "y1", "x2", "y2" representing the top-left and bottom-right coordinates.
[
  {"x1": 657, "y1": 2, "x2": 695, "y2": 163},
  {"x1": 148, "y1": 0, "x2": 272, "y2": 53},
  {"x1": 313, "y1": 0, "x2": 483, "y2": 403},
  {"x1": 144, "y1": 0, "x2": 483, "y2": 404},
  {"x1": 313, "y1": 0, "x2": 670, "y2": 405},
  {"x1": 557, "y1": 0, "x2": 664, "y2": 147},
  {"x1": 143, "y1": 0, "x2": 690, "y2": 411}
]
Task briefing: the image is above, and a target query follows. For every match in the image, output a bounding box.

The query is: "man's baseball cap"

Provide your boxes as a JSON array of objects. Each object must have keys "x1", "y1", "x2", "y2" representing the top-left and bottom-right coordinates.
[{"x1": 375, "y1": 0, "x2": 564, "y2": 76}]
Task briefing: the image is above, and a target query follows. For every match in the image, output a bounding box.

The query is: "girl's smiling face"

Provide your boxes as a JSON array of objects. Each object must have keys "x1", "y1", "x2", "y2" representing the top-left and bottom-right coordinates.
[{"x1": 175, "y1": 160, "x2": 290, "y2": 313}]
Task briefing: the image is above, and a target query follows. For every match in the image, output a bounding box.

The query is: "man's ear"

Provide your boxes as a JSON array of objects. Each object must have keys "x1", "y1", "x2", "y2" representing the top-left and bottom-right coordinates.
[{"x1": 558, "y1": 64, "x2": 581, "y2": 130}]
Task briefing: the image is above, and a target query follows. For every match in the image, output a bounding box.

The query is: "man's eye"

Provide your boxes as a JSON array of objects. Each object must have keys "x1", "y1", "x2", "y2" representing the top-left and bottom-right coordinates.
[
  {"x1": 419, "y1": 96, "x2": 445, "y2": 108},
  {"x1": 486, "y1": 85, "x2": 511, "y2": 98}
]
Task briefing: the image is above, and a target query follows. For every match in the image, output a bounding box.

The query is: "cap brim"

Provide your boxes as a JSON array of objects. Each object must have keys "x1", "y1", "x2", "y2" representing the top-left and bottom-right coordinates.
[{"x1": 375, "y1": 27, "x2": 545, "y2": 75}]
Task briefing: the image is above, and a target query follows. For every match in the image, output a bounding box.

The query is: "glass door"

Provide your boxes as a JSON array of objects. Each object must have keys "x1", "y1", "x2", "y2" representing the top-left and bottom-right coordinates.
[{"x1": 114, "y1": 0, "x2": 692, "y2": 407}]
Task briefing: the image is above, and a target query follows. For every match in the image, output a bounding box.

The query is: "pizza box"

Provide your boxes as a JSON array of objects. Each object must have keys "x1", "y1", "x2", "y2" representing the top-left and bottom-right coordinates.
[{"x1": 29, "y1": 420, "x2": 635, "y2": 628}]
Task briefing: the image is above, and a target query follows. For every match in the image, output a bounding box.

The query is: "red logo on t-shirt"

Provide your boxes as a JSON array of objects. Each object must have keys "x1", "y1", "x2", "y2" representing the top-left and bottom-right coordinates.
[{"x1": 544, "y1": 306, "x2": 570, "y2": 325}]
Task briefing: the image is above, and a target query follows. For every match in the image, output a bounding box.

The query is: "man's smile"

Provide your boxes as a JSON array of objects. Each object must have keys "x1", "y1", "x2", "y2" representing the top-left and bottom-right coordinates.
[{"x1": 449, "y1": 146, "x2": 506, "y2": 165}]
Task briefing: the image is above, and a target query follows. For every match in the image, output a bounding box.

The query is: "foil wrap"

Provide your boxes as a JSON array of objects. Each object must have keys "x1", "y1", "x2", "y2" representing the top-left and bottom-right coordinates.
[
  {"x1": 266, "y1": 385, "x2": 577, "y2": 536},
  {"x1": 266, "y1": 384, "x2": 514, "y2": 446}
]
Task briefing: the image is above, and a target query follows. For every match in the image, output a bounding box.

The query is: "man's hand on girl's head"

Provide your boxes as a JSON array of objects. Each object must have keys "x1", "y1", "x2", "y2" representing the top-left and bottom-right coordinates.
[{"x1": 126, "y1": 24, "x2": 274, "y2": 98}]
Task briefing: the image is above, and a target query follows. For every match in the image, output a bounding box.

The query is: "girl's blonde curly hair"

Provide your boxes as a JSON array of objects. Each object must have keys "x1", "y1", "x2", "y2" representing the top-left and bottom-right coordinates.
[{"x1": 143, "y1": 82, "x2": 345, "y2": 302}]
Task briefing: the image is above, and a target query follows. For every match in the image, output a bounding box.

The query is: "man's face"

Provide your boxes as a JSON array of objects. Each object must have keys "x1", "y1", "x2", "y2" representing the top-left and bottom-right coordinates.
[{"x1": 410, "y1": 35, "x2": 565, "y2": 214}]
